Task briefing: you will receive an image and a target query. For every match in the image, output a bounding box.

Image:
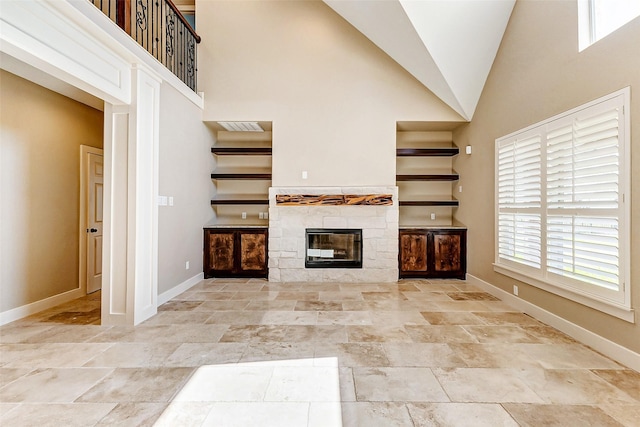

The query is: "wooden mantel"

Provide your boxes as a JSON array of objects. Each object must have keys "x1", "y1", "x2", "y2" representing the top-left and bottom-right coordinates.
[{"x1": 275, "y1": 194, "x2": 393, "y2": 206}]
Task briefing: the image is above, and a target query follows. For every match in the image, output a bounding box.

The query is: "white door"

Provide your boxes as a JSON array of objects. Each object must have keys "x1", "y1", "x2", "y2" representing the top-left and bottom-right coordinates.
[{"x1": 86, "y1": 151, "x2": 104, "y2": 293}]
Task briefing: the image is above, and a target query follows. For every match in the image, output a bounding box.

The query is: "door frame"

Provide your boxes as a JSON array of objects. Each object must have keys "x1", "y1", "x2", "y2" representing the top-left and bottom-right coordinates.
[{"x1": 79, "y1": 145, "x2": 105, "y2": 295}]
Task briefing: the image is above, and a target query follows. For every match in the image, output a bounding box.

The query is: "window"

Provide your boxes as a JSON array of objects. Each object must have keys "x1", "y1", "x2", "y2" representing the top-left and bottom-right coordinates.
[
  {"x1": 183, "y1": 12, "x2": 196, "y2": 31},
  {"x1": 578, "y1": 0, "x2": 640, "y2": 51},
  {"x1": 495, "y1": 88, "x2": 631, "y2": 321}
]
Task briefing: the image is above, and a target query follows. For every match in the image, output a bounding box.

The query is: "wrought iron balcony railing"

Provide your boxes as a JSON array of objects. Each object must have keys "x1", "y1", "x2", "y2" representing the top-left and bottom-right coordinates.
[{"x1": 90, "y1": 0, "x2": 201, "y2": 92}]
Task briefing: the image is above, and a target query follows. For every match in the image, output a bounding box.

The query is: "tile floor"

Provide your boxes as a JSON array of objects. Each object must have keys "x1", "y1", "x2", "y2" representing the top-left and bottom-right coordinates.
[{"x1": 1, "y1": 279, "x2": 639, "y2": 426}]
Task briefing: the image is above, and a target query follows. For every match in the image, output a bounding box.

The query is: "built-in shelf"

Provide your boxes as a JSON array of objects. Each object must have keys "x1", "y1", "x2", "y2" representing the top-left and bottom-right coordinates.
[
  {"x1": 396, "y1": 129, "x2": 462, "y2": 228},
  {"x1": 209, "y1": 126, "x2": 272, "y2": 227},
  {"x1": 396, "y1": 172, "x2": 459, "y2": 181},
  {"x1": 211, "y1": 195, "x2": 269, "y2": 205},
  {"x1": 211, "y1": 169, "x2": 272, "y2": 180},
  {"x1": 211, "y1": 147, "x2": 272, "y2": 155},
  {"x1": 399, "y1": 199, "x2": 459, "y2": 207},
  {"x1": 396, "y1": 147, "x2": 459, "y2": 157}
]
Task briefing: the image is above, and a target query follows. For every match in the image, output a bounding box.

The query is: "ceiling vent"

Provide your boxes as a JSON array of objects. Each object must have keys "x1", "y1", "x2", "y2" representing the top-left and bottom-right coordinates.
[{"x1": 217, "y1": 121, "x2": 264, "y2": 132}]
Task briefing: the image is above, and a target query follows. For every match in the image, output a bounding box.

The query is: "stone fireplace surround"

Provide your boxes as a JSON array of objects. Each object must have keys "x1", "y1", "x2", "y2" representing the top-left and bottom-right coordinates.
[{"x1": 268, "y1": 186, "x2": 399, "y2": 282}]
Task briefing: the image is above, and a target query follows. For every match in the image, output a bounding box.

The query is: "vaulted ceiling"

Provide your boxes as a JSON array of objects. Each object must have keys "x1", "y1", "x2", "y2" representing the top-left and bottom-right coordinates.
[{"x1": 323, "y1": 0, "x2": 515, "y2": 121}]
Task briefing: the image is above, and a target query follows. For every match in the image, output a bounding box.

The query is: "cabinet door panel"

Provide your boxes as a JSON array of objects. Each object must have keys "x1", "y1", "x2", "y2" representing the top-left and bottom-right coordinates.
[
  {"x1": 400, "y1": 233, "x2": 428, "y2": 272},
  {"x1": 240, "y1": 232, "x2": 267, "y2": 271},
  {"x1": 210, "y1": 232, "x2": 235, "y2": 271},
  {"x1": 433, "y1": 233, "x2": 461, "y2": 272}
]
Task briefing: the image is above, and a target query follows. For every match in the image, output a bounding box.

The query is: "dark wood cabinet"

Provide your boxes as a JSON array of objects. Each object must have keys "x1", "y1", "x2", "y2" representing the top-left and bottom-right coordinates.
[
  {"x1": 431, "y1": 230, "x2": 465, "y2": 277},
  {"x1": 400, "y1": 232, "x2": 428, "y2": 273},
  {"x1": 204, "y1": 228, "x2": 268, "y2": 278},
  {"x1": 399, "y1": 228, "x2": 466, "y2": 279}
]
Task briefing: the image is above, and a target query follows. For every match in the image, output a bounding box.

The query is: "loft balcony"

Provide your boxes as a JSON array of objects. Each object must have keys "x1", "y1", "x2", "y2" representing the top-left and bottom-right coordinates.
[{"x1": 89, "y1": 0, "x2": 201, "y2": 92}]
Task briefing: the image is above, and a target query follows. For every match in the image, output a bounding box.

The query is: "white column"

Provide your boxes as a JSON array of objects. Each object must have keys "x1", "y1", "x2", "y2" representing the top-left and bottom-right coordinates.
[
  {"x1": 102, "y1": 104, "x2": 130, "y2": 325},
  {"x1": 128, "y1": 65, "x2": 160, "y2": 325},
  {"x1": 102, "y1": 65, "x2": 160, "y2": 325}
]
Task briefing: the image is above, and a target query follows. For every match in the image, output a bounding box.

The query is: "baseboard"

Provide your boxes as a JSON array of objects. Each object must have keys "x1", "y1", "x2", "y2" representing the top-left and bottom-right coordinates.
[
  {"x1": 467, "y1": 274, "x2": 640, "y2": 372},
  {"x1": 157, "y1": 272, "x2": 204, "y2": 305},
  {"x1": 0, "y1": 273, "x2": 205, "y2": 326},
  {"x1": 0, "y1": 288, "x2": 85, "y2": 326}
]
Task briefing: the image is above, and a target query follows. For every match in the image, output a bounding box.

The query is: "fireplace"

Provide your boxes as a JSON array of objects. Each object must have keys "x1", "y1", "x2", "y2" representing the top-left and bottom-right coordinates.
[
  {"x1": 305, "y1": 229, "x2": 363, "y2": 268},
  {"x1": 269, "y1": 186, "x2": 398, "y2": 282}
]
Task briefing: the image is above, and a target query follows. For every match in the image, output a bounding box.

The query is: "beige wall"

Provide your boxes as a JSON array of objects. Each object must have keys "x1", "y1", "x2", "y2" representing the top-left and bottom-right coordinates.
[
  {"x1": 0, "y1": 70, "x2": 103, "y2": 312},
  {"x1": 197, "y1": 0, "x2": 464, "y2": 187},
  {"x1": 454, "y1": 1, "x2": 640, "y2": 353},
  {"x1": 157, "y1": 82, "x2": 215, "y2": 294}
]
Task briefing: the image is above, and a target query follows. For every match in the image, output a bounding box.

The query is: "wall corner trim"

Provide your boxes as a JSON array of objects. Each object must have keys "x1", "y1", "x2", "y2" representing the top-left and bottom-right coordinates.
[
  {"x1": 467, "y1": 274, "x2": 640, "y2": 372},
  {"x1": 157, "y1": 273, "x2": 204, "y2": 306}
]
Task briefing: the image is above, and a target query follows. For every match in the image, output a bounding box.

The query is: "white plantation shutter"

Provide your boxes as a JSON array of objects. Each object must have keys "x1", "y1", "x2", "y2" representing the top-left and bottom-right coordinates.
[
  {"x1": 547, "y1": 216, "x2": 619, "y2": 289},
  {"x1": 498, "y1": 213, "x2": 541, "y2": 268},
  {"x1": 546, "y1": 123, "x2": 574, "y2": 208},
  {"x1": 498, "y1": 134, "x2": 541, "y2": 208},
  {"x1": 497, "y1": 134, "x2": 542, "y2": 269},
  {"x1": 546, "y1": 103, "x2": 621, "y2": 291},
  {"x1": 495, "y1": 89, "x2": 629, "y2": 314}
]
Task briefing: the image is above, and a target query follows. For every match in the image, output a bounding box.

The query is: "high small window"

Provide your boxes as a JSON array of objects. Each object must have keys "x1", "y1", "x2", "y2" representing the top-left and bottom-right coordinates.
[
  {"x1": 579, "y1": 0, "x2": 640, "y2": 51},
  {"x1": 495, "y1": 88, "x2": 631, "y2": 321}
]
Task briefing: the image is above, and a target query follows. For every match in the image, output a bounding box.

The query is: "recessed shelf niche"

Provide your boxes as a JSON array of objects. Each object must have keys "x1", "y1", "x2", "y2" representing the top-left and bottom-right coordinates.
[
  {"x1": 396, "y1": 129, "x2": 460, "y2": 227},
  {"x1": 210, "y1": 122, "x2": 272, "y2": 225}
]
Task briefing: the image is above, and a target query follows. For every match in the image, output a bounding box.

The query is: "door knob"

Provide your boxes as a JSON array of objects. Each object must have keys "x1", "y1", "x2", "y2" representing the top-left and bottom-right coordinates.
[{"x1": 87, "y1": 228, "x2": 98, "y2": 233}]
